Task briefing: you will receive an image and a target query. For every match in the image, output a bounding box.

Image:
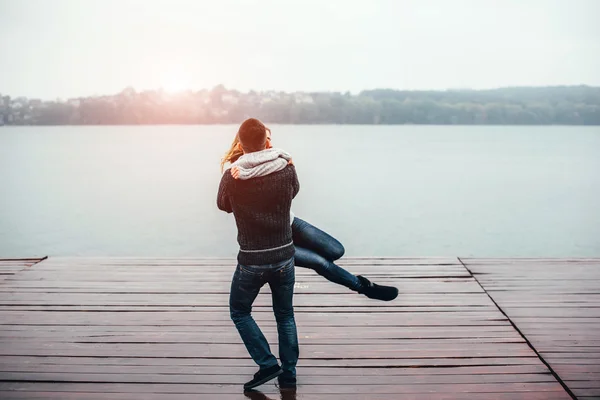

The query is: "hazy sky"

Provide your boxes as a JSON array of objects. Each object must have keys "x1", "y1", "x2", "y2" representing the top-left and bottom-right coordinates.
[{"x1": 1, "y1": 0, "x2": 598, "y2": 99}]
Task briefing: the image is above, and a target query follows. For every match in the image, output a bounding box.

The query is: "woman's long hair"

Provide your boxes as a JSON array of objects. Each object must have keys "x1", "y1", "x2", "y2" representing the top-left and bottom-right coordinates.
[
  {"x1": 220, "y1": 126, "x2": 271, "y2": 173},
  {"x1": 220, "y1": 134, "x2": 244, "y2": 172}
]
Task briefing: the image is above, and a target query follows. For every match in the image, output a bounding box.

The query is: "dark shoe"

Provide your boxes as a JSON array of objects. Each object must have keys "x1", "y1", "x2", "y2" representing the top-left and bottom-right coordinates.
[
  {"x1": 244, "y1": 364, "x2": 283, "y2": 390},
  {"x1": 278, "y1": 373, "x2": 297, "y2": 389},
  {"x1": 357, "y1": 275, "x2": 398, "y2": 301}
]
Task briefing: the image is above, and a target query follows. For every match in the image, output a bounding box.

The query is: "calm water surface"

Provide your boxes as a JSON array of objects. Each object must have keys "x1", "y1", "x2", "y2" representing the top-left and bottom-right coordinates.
[{"x1": 1, "y1": 125, "x2": 599, "y2": 258}]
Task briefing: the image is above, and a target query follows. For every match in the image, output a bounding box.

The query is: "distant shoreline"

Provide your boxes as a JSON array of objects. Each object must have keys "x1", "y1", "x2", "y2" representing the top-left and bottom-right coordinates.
[
  {"x1": 2, "y1": 85, "x2": 599, "y2": 126},
  {"x1": 2, "y1": 123, "x2": 600, "y2": 127}
]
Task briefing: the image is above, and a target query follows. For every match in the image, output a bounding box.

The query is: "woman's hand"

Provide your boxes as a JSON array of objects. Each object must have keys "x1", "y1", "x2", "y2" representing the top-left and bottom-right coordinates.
[
  {"x1": 288, "y1": 158, "x2": 293, "y2": 165},
  {"x1": 231, "y1": 166, "x2": 240, "y2": 179}
]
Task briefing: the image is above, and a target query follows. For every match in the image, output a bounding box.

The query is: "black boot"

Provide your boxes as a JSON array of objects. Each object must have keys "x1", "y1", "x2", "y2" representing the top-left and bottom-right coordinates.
[
  {"x1": 244, "y1": 364, "x2": 283, "y2": 390},
  {"x1": 357, "y1": 275, "x2": 398, "y2": 301}
]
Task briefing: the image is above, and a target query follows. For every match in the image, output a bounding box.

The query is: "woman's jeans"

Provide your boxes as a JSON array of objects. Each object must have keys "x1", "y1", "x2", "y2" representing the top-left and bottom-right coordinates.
[
  {"x1": 292, "y1": 217, "x2": 362, "y2": 292},
  {"x1": 229, "y1": 257, "x2": 299, "y2": 377}
]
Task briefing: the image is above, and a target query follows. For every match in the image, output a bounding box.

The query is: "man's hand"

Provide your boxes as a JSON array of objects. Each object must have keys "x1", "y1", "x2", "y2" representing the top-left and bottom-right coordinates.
[
  {"x1": 231, "y1": 166, "x2": 240, "y2": 179},
  {"x1": 288, "y1": 158, "x2": 293, "y2": 165}
]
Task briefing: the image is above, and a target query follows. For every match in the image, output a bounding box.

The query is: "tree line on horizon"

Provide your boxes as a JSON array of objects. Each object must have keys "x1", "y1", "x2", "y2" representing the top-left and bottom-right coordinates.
[{"x1": 1, "y1": 85, "x2": 599, "y2": 125}]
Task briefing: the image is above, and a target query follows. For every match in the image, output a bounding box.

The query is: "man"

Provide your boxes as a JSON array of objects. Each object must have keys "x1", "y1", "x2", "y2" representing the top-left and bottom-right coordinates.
[{"x1": 217, "y1": 118, "x2": 299, "y2": 391}]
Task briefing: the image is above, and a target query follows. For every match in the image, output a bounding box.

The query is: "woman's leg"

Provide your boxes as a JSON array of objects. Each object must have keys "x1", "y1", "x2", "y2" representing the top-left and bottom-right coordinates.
[
  {"x1": 292, "y1": 217, "x2": 399, "y2": 301},
  {"x1": 294, "y1": 245, "x2": 362, "y2": 291},
  {"x1": 292, "y1": 217, "x2": 345, "y2": 261}
]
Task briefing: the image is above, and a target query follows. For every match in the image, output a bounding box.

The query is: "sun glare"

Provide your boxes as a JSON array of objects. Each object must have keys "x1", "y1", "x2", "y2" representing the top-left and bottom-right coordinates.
[
  {"x1": 163, "y1": 79, "x2": 188, "y2": 93},
  {"x1": 161, "y1": 68, "x2": 191, "y2": 93}
]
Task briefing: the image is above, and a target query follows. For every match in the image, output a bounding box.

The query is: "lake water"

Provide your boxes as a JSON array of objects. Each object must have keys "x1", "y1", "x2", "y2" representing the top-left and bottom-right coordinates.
[{"x1": 1, "y1": 125, "x2": 599, "y2": 258}]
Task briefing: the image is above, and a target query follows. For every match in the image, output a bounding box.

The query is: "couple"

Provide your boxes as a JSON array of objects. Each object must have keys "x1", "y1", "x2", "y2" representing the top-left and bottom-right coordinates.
[{"x1": 217, "y1": 118, "x2": 398, "y2": 391}]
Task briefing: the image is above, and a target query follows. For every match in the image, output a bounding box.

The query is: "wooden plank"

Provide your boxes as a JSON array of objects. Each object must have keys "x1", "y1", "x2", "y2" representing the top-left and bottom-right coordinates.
[
  {"x1": 0, "y1": 257, "x2": 573, "y2": 399},
  {"x1": 0, "y1": 334, "x2": 525, "y2": 344},
  {"x1": 0, "y1": 355, "x2": 546, "y2": 367},
  {"x1": 0, "y1": 309, "x2": 508, "y2": 320},
  {"x1": 461, "y1": 258, "x2": 600, "y2": 264},
  {"x1": 0, "y1": 258, "x2": 47, "y2": 262},
  {"x1": 0, "y1": 391, "x2": 574, "y2": 400},
  {"x1": 33, "y1": 256, "x2": 462, "y2": 265},
  {"x1": 0, "y1": 258, "x2": 46, "y2": 281},
  {"x1": 0, "y1": 364, "x2": 551, "y2": 376},
  {"x1": 464, "y1": 258, "x2": 600, "y2": 399},
  {"x1": 0, "y1": 280, "x2": 483, "y2": 292},
  {"x1": 0, "y1": 372, "x2": 557, "y2": 384},
  {"x1": 0, "y1": 305, "x2": 499, "y2": 312},
  {"x1": 0, "y1": 343, "x2": 537, "y2": 359},
  {"x1": 0, "y1": 381, "x2": 568, "y2": 394},
  {"x1": 0, "y1": 291, "x2": 495, "y2": 303}
]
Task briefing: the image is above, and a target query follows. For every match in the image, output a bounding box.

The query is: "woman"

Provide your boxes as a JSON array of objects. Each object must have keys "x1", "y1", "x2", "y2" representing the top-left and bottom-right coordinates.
[{"x1": 221, "y1": 125, "x2": 398, "y2": 301}]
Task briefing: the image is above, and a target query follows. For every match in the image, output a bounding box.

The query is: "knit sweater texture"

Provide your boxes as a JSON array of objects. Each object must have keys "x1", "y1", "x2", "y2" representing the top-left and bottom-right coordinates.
[
  {"x1": 217, "y1": 159, "x2": 299, "y2": 265},
  {"x1": 231, "y1": 148, "x2": 296, "y2": 223}
]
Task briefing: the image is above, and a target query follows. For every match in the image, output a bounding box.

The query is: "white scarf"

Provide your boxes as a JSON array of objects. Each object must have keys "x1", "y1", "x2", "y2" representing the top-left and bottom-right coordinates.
[{"x1": 230, "y1": 148, "x2": 292, "y2": 179}]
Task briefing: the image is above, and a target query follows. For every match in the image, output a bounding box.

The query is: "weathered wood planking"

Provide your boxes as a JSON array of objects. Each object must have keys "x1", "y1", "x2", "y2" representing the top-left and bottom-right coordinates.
[
  {"x1": 462, "y1": 258, "x2": 600, "y2": 400},
  {"x1": 0, "y1": 257, "x2": 571, "y2": 400},
  {"x1": 0, "y1": 258, "x2": 46, "y2": 281}
]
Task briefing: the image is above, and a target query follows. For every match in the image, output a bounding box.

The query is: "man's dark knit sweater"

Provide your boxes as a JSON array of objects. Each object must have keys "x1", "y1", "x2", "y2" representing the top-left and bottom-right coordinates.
[{"x1": 217, "y1": 164, "x2": 299, "y2": 265}]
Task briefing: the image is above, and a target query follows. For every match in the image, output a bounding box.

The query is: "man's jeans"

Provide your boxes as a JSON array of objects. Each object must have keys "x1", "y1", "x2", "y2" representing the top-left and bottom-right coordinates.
[
  {"x1": 229, "y1": 257, "x2": 299, "y2": 377},
  {"x1": 292, "y1": 217, "x2": 362, "y2": 292}
]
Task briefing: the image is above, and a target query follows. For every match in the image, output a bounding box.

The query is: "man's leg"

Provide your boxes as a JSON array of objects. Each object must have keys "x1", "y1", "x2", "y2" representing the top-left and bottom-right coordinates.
[
  {"x1": 268, "y1": 257, "x2": 299, "y2": 379},
  {"x1": 229, "y1": 264, "x2": 278, "y2": 370}
]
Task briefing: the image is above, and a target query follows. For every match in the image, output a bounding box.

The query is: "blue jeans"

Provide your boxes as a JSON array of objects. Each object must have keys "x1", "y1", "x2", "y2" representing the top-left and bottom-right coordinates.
[
  {"x1": 229, "y1": 257, "x2": 299, "y2": 377},
  {"x1": 292, "y1": 217, "x2": 362, "y2": 292}
]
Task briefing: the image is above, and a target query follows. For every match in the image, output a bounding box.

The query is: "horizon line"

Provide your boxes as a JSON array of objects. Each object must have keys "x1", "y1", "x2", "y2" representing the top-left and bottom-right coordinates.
[{"x1": 3, "y1": 83, "x2": 598, "y2": 102}]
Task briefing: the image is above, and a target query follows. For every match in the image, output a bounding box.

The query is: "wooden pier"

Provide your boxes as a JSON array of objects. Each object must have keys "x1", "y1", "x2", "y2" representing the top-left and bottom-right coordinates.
[{"x1": 0, "y1": 257, "x2": 598, "y2": 399}]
